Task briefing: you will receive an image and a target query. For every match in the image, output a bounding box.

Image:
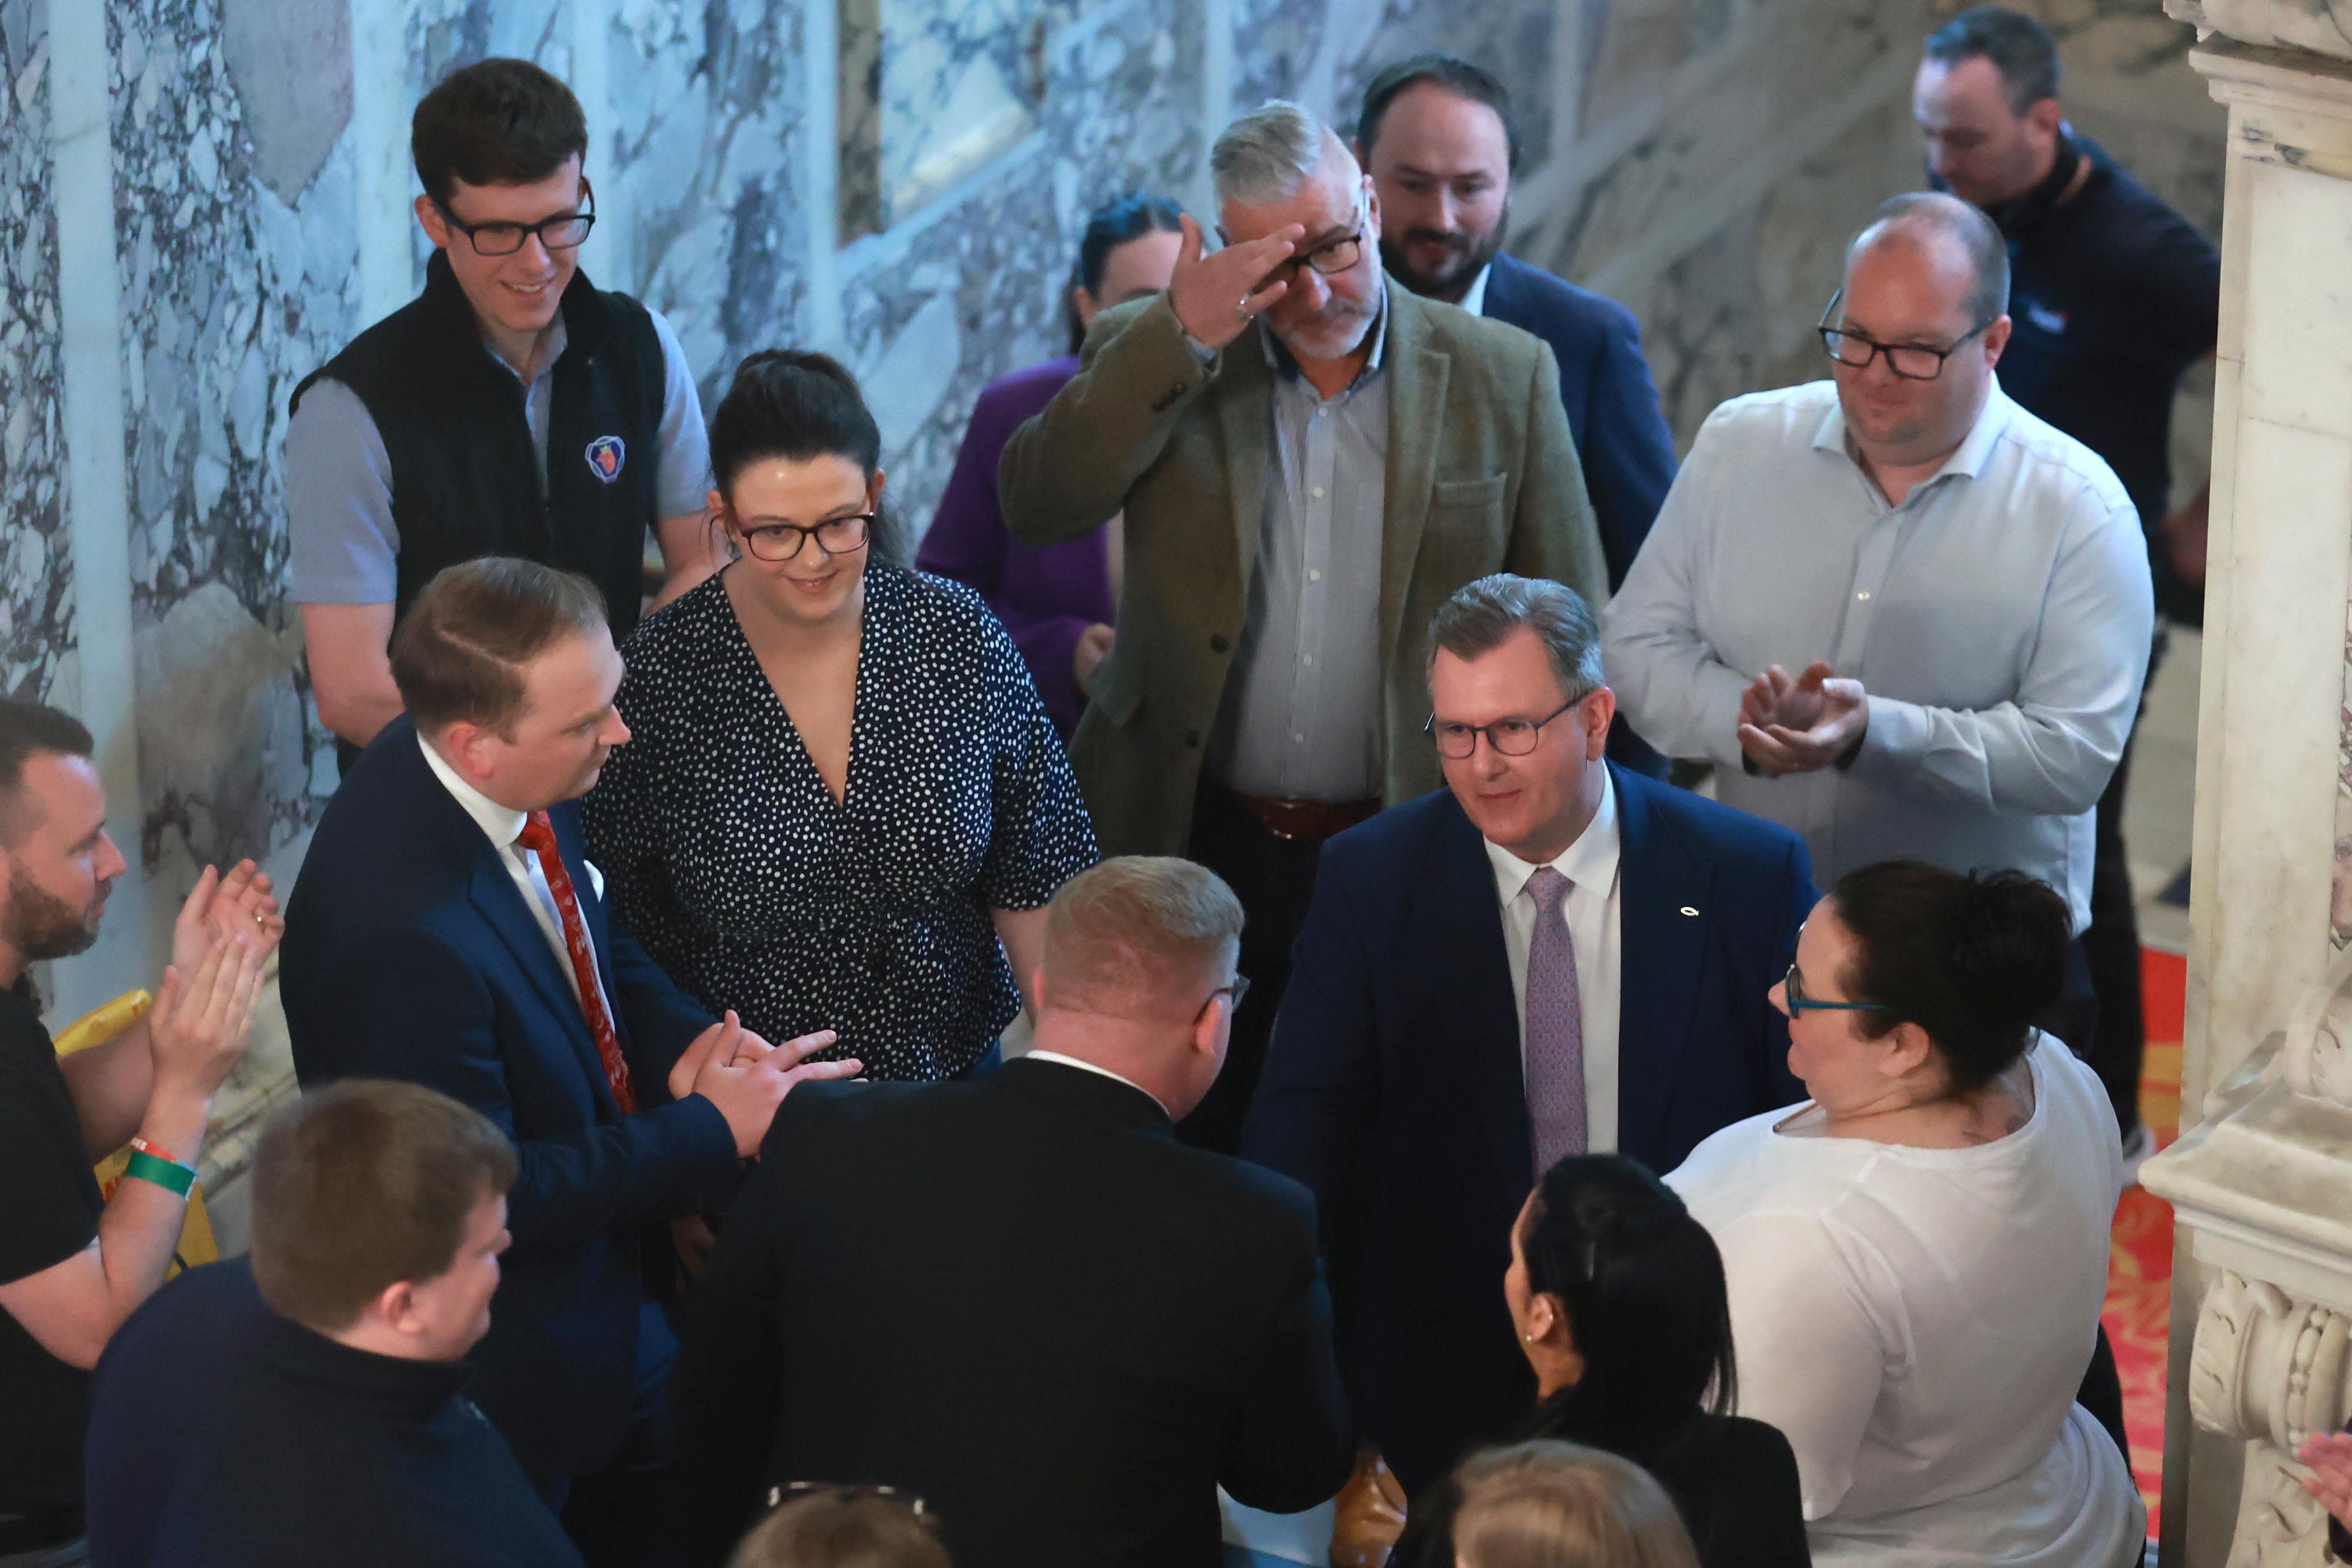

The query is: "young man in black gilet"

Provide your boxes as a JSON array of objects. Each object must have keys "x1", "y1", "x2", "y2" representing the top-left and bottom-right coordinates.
[{"x1": 289, "y1": 59, "x2": 720, "y2": 774}]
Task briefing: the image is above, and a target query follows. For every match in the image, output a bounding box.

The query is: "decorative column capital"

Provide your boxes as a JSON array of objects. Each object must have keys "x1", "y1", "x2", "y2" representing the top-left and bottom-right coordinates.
[{"x1": 2170, "y1": 0, "x2": 2352, "y2": 69}]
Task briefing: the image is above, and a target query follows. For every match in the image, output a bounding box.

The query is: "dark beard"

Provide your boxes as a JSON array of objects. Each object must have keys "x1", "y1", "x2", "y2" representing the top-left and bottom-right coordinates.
[
  {"x1": 1378, "y1": 205, "x2": 1512, "y2": 303},
  {"x1": 2, "y1": 865, "x2": 103, "y2": 962}
]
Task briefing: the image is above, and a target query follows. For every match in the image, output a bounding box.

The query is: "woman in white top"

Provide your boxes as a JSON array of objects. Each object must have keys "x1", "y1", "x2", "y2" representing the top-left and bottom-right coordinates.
[{"x1": 1665, "y1": 862, "x2": 2143, "y2": 1568}]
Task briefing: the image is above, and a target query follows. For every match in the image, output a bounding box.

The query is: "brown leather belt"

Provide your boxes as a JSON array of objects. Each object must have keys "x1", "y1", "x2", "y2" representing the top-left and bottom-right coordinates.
[{"x1": 1226, "y1": 790, "x2": 1381, "y2": 842}]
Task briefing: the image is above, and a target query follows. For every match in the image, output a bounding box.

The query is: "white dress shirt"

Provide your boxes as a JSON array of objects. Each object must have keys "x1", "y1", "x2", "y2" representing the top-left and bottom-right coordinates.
[
  {"x1": 417, "y1": 735, "x2": 610, "y2": 1017},
  {"x1": 1665, "y1": 1037, "x2": 2143, "y2": 1566},
  {"x1": 1601, "y1": 382, "x2": 2153, "y2": 933},
  {"x1": 1456, "y1": 262, "x2": 1494, "y2": 319},
  {"x1": 1023, "y1": 1049, "x2": 1169, "y2": 1116},
  {"x1": 1481, "y1": 771, "x2": 1623, "y2": 1153}
]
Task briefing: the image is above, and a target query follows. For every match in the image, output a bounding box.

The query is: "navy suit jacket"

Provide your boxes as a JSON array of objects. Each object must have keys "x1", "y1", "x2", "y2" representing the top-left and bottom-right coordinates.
[
  {"x1": 280, "y1": 717, "x2": 737, "y2": 1486},
  {"x1": 1240, "y1": 765, "x2": 1813, "y2": 1492},
  {"x1": 1480, "y1": 252, "x2": 1679, "y2": 775},
  {"x1": 1479, "y1": 252, "x2": 1676, "y2": 593}
]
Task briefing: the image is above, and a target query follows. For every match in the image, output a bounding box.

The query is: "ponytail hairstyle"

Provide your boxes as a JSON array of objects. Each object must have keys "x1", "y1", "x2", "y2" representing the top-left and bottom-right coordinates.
[
  {"x1": 1520, "y1": 1155, "x2": 1735, "y2": 1458},
  {"x1": 1828, "y1": 860, "x2": 2072, "y2": 1094},
  {"x1": 707, "y1": 349, "x2": 905, "y2": 566},
  {"x1": 1066, "y1": 193, "x2": 1186, "y2": 353}
]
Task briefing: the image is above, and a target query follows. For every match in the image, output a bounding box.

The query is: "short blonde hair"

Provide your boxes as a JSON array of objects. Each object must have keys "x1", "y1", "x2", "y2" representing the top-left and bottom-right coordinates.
[
  {"x1": 1452, "y1": 1441, "x2": 1699, "y2": 1568},
  {"x1": 1041, "y1": 857, "x2": 1242, "y2": 1015}
]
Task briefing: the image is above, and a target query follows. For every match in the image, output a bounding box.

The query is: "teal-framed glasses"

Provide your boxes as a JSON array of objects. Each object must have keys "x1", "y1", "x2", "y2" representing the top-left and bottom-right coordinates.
[{"x1": 1783, "y1": 961, "x2": 1893, "y2": 1018}]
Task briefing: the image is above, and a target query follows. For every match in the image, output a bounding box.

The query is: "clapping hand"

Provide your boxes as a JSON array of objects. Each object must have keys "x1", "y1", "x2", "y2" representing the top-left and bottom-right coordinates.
[
  {"x1": 2300, "y1": 1431, "x2": 2352, "y2": 1532},
  {"x1": 146, "y1": 931, "x2": 271, "y2": 1104},
  {"x1": 1167, "y1": 213, "x2": 1304, "y2": 353},
  {"x1": 1738, "y1": 661, "x2": 1869, "y2": 777},
  {"x1": 169, "y1": 859, "x2": 284, "y2": 976}
]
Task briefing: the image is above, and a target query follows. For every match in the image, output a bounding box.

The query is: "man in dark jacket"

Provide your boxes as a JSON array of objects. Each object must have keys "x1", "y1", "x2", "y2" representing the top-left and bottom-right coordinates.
[
  {"x1": 672, "y1": 857, "x2": 1353, "y2": 1568},
  {"x1": 87, "y1": 1081, "x2": 583, "y2": 1568},
  {"x1": 1244, "y1": 576, "x2": 1812, "y2": 1552},
  {"x1": 289, "y1": 58, "x2": 721, "y2": 769},
  {"x1": 280, "y1": 559, "x2": 854, "y2": 1563}
]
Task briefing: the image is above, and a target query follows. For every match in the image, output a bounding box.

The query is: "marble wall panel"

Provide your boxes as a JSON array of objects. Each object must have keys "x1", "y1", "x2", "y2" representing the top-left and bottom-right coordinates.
[
  {"x1": 604, "y1": 0, "x2": 810, "y2": 408},
  {"x1": 0, "y1": 0, "x2": 68, "y2": 699},
  {"x1": 843, "y1": 0, "x2": 1205, "y2": 533},
  {"x1": 109, "y1": 0, "x2": 351, "y2": 877},
  {"x1": 1546, "y1": 0, "x2": 1926, "y2": 290}
]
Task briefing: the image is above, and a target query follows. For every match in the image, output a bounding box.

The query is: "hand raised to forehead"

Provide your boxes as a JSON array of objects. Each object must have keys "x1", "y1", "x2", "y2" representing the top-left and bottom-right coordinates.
[{"x1": 1168, "y1": 213, "x2": 1304, "y2": 353}]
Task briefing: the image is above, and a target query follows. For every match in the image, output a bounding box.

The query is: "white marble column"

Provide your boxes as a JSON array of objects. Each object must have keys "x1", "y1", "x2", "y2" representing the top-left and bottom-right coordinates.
[{"x1": 2142, "y1": 8, "x2": 2352, "y2": 1563}]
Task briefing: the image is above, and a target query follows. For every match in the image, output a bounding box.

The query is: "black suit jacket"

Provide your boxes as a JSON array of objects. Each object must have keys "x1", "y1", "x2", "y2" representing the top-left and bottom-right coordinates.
[
  {"x1": 1480, "y1": 250, "x2": 1679, "y2": 775},
  {"x1": 671, "y1": 1059, "x2": 1354, "y2": 1568},
  {"x1": 1241, "y1": 766, "x2": 1813, "y2": 1490},
  {"x1": 1478, "y1": 252, "x2": 1676, "y2": 593},
  {"x1": 280, "y1": 717, "x2": 737, "y2": 1485}
]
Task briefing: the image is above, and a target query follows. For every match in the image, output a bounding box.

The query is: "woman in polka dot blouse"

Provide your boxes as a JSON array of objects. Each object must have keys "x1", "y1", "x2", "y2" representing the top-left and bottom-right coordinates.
[{"x1": 584, "y1": 350, "x2": 1100, "y2": 1081}]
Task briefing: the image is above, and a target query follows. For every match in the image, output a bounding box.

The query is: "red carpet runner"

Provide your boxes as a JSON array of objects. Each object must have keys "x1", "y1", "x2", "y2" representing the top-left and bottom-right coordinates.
[{"x1": 2105, "y1": 946, "x2": 2184, "y2": 1537}]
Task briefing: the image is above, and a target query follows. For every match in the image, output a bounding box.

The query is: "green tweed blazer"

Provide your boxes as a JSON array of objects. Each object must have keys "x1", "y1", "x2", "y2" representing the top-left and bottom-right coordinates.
[{"x1": 998, "y1": 282, "x2": 1606, "y2": 857}]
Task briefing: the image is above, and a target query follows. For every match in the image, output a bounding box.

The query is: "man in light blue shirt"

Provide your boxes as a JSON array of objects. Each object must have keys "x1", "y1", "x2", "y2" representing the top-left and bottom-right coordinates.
[{"x1": 1603, "y1": 192, "x2": 2152, "y2": 941}]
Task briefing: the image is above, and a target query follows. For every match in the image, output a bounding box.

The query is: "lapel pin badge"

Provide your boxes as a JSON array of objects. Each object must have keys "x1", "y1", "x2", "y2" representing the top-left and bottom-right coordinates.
[{"x1": 1679, "y1": 906, "x2": 1700, "y2": 917}]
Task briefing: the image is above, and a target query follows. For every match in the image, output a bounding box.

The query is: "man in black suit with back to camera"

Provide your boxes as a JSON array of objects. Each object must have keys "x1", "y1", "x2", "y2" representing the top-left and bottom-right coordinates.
[{"x1": 671, "y1": 856, "x2": 1353, "y2": 1568}]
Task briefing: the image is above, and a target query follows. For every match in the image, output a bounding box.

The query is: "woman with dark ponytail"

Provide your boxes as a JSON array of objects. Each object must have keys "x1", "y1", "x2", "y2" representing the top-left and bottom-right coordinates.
[
  {"x1": 584, "y1": 350, "x2": 1098, "y2": 1090},
  {"x1": 1665, "y1": 862, "x2": 2143, "y2": 1568},
  {"x1": 1390, "y1": 1155, "x2": 1809, "y2": 1568},
  {"x1": 915, "y1": 195, "x2": 1185, "y2": 735}
]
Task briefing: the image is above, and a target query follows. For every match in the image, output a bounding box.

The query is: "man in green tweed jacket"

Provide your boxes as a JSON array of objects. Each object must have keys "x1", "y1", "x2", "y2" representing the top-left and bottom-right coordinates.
[{"x1": 1000, "y1": 99, "x2": 1606, "y2": 1154}]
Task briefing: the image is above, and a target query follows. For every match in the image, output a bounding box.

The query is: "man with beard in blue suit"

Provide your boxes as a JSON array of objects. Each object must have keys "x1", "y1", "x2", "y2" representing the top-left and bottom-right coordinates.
[
  {"x1": 1357, "y1": 56, "x2": 1681, "y2": 776},
  {"x1": 1243, "y1": 574, "x2": 1812, "y2": 1549}
]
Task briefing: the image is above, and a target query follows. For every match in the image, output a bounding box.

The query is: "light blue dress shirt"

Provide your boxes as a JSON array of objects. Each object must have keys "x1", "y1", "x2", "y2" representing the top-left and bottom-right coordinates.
[
  {"x1": 1601, "y1": 380, "x2": 2153, "y2": 932},
  {"x1": 1207, "y1": 304, "x2": 1392, "y2": 803}
]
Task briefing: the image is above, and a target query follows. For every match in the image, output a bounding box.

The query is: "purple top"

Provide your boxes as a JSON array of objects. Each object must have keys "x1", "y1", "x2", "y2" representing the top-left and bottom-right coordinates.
[{"x1": 916, "y1": 355, "x2": 1112, "y2": 734}]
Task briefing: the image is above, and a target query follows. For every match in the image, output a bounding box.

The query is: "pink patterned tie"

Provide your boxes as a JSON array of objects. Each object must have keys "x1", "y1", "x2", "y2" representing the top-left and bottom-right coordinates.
[{"x1": 1524, "y1": 865, "x2": 1586, "y2": 1176}]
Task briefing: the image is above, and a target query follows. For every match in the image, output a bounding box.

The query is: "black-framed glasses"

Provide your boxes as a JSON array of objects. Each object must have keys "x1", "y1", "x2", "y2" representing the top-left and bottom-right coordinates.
[
  {"x1": 435, "y1": 180, "x2": 597, "y2": 258},
  {"x1": 1425, "y1": 695, "x2": 1585, "y2": 760},
  {"x1": 1236, "y1": 196, "x2": 1371, "y2": 290},
  {"x1": 1815, "y1": 289, "x2": 1993, "y2": 381},
  {"x1": 739, "y1": 513, "x2": 874, "y2": 563},
  {"x1": 1782, "y1": 961, "x2": 1893, "y2": 1018},
  {"x1": 763, "y1": 1480, "x2": 931, "y2": 1518},
  {"x1": 1198, "y1": 974, "x2": 1252, "y2": 1023}
]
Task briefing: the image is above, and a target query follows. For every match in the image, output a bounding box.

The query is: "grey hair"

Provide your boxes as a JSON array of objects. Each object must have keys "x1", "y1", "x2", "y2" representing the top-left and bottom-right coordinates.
[
  {"x1": 1426, "y1": 574, "x2": 1605, "y2": 698},
  {"x1": 1845, "y1": 192, "x2": 2010, "y2": 326},
  {"x1": 1212, "y1": 100, "x2": 1331, "y2": 207}
]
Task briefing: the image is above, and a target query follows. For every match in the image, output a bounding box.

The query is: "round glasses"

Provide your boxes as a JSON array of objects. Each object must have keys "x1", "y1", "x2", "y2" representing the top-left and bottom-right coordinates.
[
  {"x1": 435, "y1": 182, "x2": 598, "y2": 258},
  {"x1": 739, "y1": 513, "x2": 874, "y2": 563},
  {"x1": 1424, "y1": 695, "x2": 1583, "y2": 760}
]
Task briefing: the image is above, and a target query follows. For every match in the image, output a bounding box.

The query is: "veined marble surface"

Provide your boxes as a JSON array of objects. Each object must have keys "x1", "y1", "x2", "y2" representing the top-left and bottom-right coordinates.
[{"x1": 0, "y1": 0, "x2": 68, "y2": 699}]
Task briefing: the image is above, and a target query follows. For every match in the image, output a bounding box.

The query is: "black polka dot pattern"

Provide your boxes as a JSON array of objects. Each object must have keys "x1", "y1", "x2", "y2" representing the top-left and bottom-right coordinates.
[{"x1": 584, "y1": 564, "x2": 1099, "y2": 1081}]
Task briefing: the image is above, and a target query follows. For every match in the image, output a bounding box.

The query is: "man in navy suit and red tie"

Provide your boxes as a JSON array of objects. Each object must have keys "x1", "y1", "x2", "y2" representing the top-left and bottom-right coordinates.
[
  {"x1": 280, "y1": 558, "x2": 857, "y2": 1564},
  {"x1": 1355, "y1": 56, "x2": 1681, "y2": 775},
  {"x1": 1242, "y1": 574, "x2": 1813, "y2": 1554}
]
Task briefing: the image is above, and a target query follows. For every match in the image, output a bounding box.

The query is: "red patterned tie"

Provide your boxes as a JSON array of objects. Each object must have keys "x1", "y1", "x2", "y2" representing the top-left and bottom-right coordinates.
[{"x1": 517, "y1": 810, "x2": 637, "y2": 1115}]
